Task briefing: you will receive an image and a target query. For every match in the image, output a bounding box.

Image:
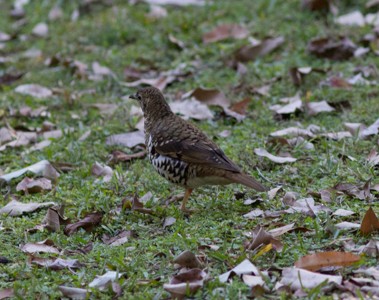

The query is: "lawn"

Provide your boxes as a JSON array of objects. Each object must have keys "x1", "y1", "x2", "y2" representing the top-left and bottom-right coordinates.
[{"x1": 0, "y1": 0, "x2": 378, "y2": 299}]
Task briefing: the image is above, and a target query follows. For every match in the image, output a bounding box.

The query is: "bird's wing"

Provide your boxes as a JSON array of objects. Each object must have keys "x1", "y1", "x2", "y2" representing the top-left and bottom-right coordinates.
[{"x1": 151, "y1": 120, "x2": 241, "y2": 173}]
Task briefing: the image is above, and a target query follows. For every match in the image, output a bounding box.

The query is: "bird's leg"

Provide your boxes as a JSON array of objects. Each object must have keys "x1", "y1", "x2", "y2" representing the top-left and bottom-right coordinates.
[{"x1": 180, "y1": 188, "x2": 193, "y2": 212}]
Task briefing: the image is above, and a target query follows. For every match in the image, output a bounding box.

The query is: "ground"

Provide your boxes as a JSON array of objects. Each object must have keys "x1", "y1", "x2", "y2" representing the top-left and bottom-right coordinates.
[{"x1": 0, "y1": 0, "x2": 378, "y2": 299}]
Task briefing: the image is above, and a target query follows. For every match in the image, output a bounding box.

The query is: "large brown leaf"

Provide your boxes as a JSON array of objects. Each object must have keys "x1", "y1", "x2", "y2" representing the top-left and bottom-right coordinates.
[
  {"x1": 295, "y1": 251, "x2": 360, "y2": 271},
  {"x1": 203, "y1": 24, "x2": 248, "y2": 44},
  {"x1": 308, "y1": 36, "x2": 357, "y2": 60},
  {"x1": 360, "y1": 207, "x2": 379, "y2": 235},
  {"x1": 64, "y1": 212, "x2": 103, "y2": 236}
]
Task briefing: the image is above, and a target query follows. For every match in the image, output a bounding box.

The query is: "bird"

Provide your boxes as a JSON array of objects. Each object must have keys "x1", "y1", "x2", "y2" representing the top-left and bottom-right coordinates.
[{"x1": 129, "y1": 87, "x2": 266, "y2": 212}]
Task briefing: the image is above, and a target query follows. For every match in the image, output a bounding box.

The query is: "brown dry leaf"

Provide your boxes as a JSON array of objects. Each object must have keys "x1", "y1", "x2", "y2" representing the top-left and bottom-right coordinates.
[
  {"x1": 306, "y1": 101, "x2": 335, "y2": 115},
  {"x1": 58, "y1": 286, "x2": 88, "y2": 300},
  {"x1": 91, "y1": 162, "x2": 113, "y2": 183},
  {"x1": 102, "y1": 230, "x2": 133, "y2": 247},
  {"x1": 173, "y1": 250, "x2": 202, "y2": 268},
  {"x1": 0, "y1": 72, "x2": 24, "y2": 86},
  {"x1": 183, "y1": 87, "x2": 230, "y2": 108},
  {"x1": 279, "y1": 267, "x2": 342, "y2": 290},
  {"x1": 234, "y1": 36, "x2": 285, "y2": 63},
  {"x1": 21, "y1": 239, "x2": 60, "y2": 255},
  {"x1": 106, "y1": 131, "x2": 145, "y2": 148},
  {"x1": 243, "y1": 208, "x2": 264, "y2": 219},
  {"x1": 108, "y1": 150, "x2": 146, "y2": 163},
  {"x1": 16, "y1": 177, "x2": 52, "y2": 194},
  {"x1": 254, "y1": 148, "x2": 297, "y2": 163},
  {"x1": 90, "y1": 62, "x2": 115, "y2": 81},
  {"x1": 301, "y1": 0, "x2": 331, "y2": 12},
  {"x1": 203, "y1": 24, "x2": 249, "y2": 44},
  {"x1": 30, "y1": 256, "x2": 83, "y2": 270},
  {"x1": 0, "y1": 200, "x2": 55, "y2": 216},
  {"x1": 322, "y1": 76, "x2": 352, "y2": 89},
  {"x1": 124, "y1": 195, "x2": 154, "y2": 215},
  {"x1": 336, "y1": 221, "x2": 360, "y2": 230},
  {"x1": 15, "y1": 84, "x2": 52, "y2": 99},
  {"x1": 268, "y1": 186, "x2": 282, "y2": 200},
  {"x1": 360, "y1": 207, "x2": 379, "y2": 235},
  {"x1": 164, "y1": 268, "x2": 208, "y2": 299},
  {"x1": 39, "y1": 206, "x2": 69, "y2": 232},
  {"x1": 0, "y1": 131, "x2": 37, "y2": 151},
  {"x1": 308, "y1": 36, "x2": 357, "y2": 60},
  {"x1": 170, "y1": 99, "x2": 214, "y2": 120},
  {"x1": 0, "y1": 127, "x2": 13, "y2": 144},
  {"x1": 229, "y1": 98, "x2": 251, "y2": 115},
  {"x1": 0, "y1": 288, "x2": 14, "y2": 300},
  {"x1": 245, "y1": 226, "x2": 283, "y2": 252},
  {"x1": 295, "y1": 251, "x2": 360, "y2": 271},
  {"x1": 285, "y1": 197, "x2": 330, "y2": 216},
  {"x1": 268, "y1": 223, "x2": 295, "y2": 237},
  {"x1": 64, "y1": 212, "x2": 103, "y2": 236},
  {"x1": 219, "y1": 259, "x2": 259, "y2": 283},
  {"x1": 17, "y1": 105, "x2": 49, "y2": 118},
  {"x1": 361, "y1": 118, "x2": 379, "y2": 138}
]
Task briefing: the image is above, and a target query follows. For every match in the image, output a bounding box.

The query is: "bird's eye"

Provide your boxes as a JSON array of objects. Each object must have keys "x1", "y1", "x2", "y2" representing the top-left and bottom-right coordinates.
[{"x1": 137, "y1": 94, "x2": 142, "y2": 100}]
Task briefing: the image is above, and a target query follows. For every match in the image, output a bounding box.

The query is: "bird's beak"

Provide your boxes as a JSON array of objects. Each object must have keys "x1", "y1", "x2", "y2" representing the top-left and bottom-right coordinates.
[{"x1": 129, "y1": 93, "x2": 138, "y2": 100}]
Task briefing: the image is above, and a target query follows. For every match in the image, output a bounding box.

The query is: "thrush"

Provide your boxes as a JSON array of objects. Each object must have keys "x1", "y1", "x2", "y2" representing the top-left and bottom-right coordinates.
[{"x1": 130, "y1": 87, "x2": 266, "y2": 212}]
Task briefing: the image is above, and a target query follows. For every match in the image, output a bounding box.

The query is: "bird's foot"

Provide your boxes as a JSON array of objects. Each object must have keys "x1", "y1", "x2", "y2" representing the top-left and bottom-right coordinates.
[{"x1": 165, "y1": 192, "x2": 185, "y2": 205}]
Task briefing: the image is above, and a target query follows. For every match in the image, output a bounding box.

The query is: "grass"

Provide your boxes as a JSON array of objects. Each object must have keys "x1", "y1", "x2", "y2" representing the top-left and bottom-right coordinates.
[{"x1": 0, "y1": 0, "x2": 378, "y2": 299}]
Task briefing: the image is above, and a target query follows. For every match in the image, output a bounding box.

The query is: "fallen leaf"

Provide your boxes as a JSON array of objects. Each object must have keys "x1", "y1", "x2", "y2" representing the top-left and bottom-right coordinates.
[
  {"x1": 270, "y1": 95, "x2": 303, "y2": 116},
  {"x1": 163, "y1": 216, "x2": 176, "y2": 228},
  {"x1": 0, "y1": 289, "x2": 14, "y2": 299},
  {"x1": 183, "y1": 87, "x2": 231, "y2": 108},
  {"x1": 174, "y1": 250, "x2": 202, "y2": 268},
  {"x1": 320, "y1": 131, "x2": 352, "y2": 140},
  {"x1": 21, "y1": 239, "x2": 60, "y2": 254},
  {"x1": 106, "y1": 131, "x2": 145, "y2": 148},
  {"x1": 234, "y1": 36, "x2": 285, "y2": 63},
  {"x1": 0, "y1": 32, "x2": 11, "y2": 42},
  {"x1": 243, "y1": 208, "x2": 264, "y2": 219},
  {"x1": 14, "y1": 84, "x2": 52, "y2": 99},
  {"x1": 40, "y1": 206, "x2": 69, "y2": 232},
  {"x1": 0, "y1": 200, "x2": 55, "y2": 216},
  {"x1": 268, "y1": 223, "x2": 295, "y2": 237},
  {"x1": 16, "y1": 177, "x2": 52, "y2": 193},
  {"x1": 108, "y1": 150, "x2": 146, "y2": 163},
  {"x1": 229, "y1": 98, "x2": 251, "y2": 115},
  {"x1": 242, "y1": 274, "x2": 265, "y2": 288},
  {"x1": 0, "y1": 72, "x2": 24, "y2": 86},
  {"x1": 0, "y1": 160, "x2": 59, "y2": 182},
  {"x1": 203, "y1": 24, "x2": 249, "y2": 44},
  {"x1": 0, "y1": 131, "x2": 37, "y2": 151},
  {"x1": 270, "y1": 127, "x2": 315, "y2": 138},
  {"x1": 280, "y1": 267, "x2": 342, "y2": 290},
  {"x1": 164, "y1": 268, "x2": 208, "y2": 298},
  {"x1": 335, "y1": 11, "x2": 365, "y2": 26},
  {"x1": 285, "y1": 197, "x2": 330, "y2": 216},
  {"x1": 306, "y1": 100, "x2": 335, "y2": 115},
  {"x1": 333, "y1": 209, "x2": 355, "y2": 217},
  {"x1": 30, "y1": 257, "x2": 83, "y2": 270},
  {"x1": 219, "y1": 259, "x2": 259, "y2": 283},
  {"x1": 367, "y1": 149, "x2": 379, "y2": 166},
  {"x1": 48, "y1": 6, "x2": 63, "y2": 20},
  {"x1": 361, "y1": 118, "x2": 379, "y2": 138},
  {"x1": 308, "y1": 36, "x2": 357, "y2": 60},
  {"x1": 360, "y1": 207, "x2": 379, "y2": 235},
  {"x1": 103, "y1": 230, "x2": 133, "y2": 247},
  {"x1": 336, "y1": 221, "x2": 360, "y2": 230},
  {"x1": 58, "y1": 286, "x2": 88, "y2": 300},
  {"x1": 142, "y1": 0, "x2": 205, "y2": 6},
  {"x1": 245, "y1": 226, "x2": 283, "y2": 252},
  {"x1": 295, "y1": 251, "x2": 360, "y2": 271},
  {"x1": 91, "y1": 162, "x2": 113, "y2": 183},
  {"x1": 254, "y1": 148, "x2": 297, "y2": 163},
  {"x1": 89, "y1": 271, "x2": 124, "y2": 291},
  {"x1": 268, "y1": 186, "x2": 282, "y2": 200},
  {"x1": 0, "y1": 127, "x2": 13, "y2": 144},
  {"x1": 64, "y1": 212, "x2": 103, "y2": 236},
  {"x1": 32, "y1": 23, "x2": 48, "y2": 37},
  {"x1": 146, "y1": 4, "x2": 168, "y2": 19},
  {"x1": 170, "y1": 99, "x2": 214, "y2": 120}
]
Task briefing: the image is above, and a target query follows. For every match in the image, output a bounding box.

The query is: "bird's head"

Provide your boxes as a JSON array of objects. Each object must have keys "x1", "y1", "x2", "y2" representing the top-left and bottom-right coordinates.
[{"x1": 130, "y1": 87, "x2": 172, "y2": 119}]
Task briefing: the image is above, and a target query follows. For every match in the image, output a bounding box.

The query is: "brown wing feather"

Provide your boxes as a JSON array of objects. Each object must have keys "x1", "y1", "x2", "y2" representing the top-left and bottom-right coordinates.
[{"x1": 151, "y1": 115, "x2": 241, "y2": 173}]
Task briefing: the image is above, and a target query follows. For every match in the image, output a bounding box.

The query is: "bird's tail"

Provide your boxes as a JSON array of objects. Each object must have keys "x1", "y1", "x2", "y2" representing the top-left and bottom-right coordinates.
[{"x1": 227, "y1": 172, "x2": 267, "y2": 192}]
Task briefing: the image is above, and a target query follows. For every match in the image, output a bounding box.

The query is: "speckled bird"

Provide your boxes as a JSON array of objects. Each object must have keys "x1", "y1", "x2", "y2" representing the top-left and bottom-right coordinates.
[{"x1": 130, "y1": 87, "x2": 266, "y2": 212}]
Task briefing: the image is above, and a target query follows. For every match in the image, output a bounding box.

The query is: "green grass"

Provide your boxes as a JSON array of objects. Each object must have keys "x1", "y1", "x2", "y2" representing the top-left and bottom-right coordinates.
[{"x1": 0, "y1": 0, "x2": 378, "y2": 299}]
